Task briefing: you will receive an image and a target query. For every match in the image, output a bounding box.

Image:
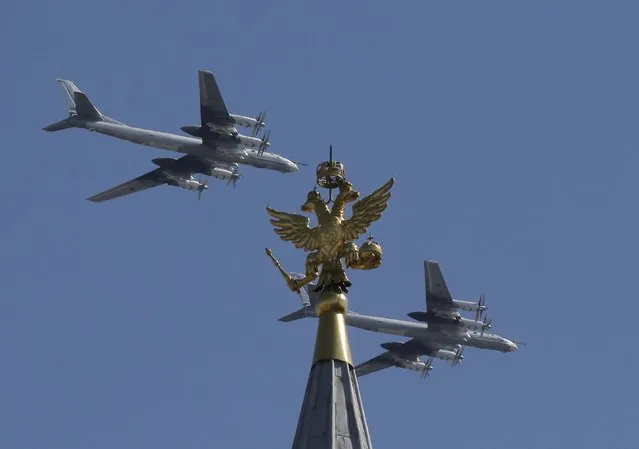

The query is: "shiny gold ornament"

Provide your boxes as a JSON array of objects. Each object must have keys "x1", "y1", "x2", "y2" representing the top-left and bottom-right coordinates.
[
  {"x1": 315, "y1": 160, "x2": 346, "y2": 189},
  {"x1": 350, "y1": 236, "x2": 383, "y2": 270},
  {"x1": 312, "y1": 289, "x2": 352, "y2": 364},
  {"x1": 266, "y1": 174, "x2": 394, "y2": 294},
  {"x1": 266, "y1": 156, "x2": 395, "y2": 367}
]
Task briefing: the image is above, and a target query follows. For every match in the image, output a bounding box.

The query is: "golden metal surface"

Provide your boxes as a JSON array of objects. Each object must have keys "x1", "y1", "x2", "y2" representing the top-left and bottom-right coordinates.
[
  {"x1": 316, "y1": 160, "x2": 346, "y2": 189},
  {"x1": 266, "y1": 172, "x2": 394, "y2": 293},
  {"x1": 349, "y1": 237, "x2": 383, "y2": 270},
  {"x1": 312, "y1": 290, "x2": 352, "y2": 364},
  {"x1": 266, "y1": 157, "x2": 394, "y2": 368}
]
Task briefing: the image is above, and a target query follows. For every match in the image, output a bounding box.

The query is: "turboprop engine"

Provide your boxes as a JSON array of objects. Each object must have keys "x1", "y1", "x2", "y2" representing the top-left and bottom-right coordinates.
[
  {"x1": 180, "y1": 124, "x2": 271, "y2": 154},
  {"x1": 378, "y1": 343, "x2": 434, "y2": 378},
  {"x1": 431, "y1": 347, "x2": 464, "y2": 366},
  {"x1": 452, "y1": 293, "x2": 488, "y2": 321},
  {"x1": 161, "y1": 171, "x2": 208, "y2": 200},
  {"x1": 407, "y1": 311, "x2": 490, "y2": 333},
  {"x1": 393, "y1": 357, "x2": 433, "y2": 375},
  {"x1": 207, "y1": 166, "x2": 241, "y2": 189},
  {"x1": 229, "y1": 110, "x2": 267, "y2": 136}
]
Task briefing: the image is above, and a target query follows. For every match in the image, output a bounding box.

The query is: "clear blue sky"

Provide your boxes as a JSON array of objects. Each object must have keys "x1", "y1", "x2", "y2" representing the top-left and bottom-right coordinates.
[{"x1": 1, "y1": 1, "x2": 637, "y2": 448}]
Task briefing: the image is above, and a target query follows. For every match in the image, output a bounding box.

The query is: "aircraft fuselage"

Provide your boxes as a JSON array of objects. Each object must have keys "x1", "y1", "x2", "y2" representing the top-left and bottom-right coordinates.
[
  {"x1": 70, "y1": 117, "x2": 298, "y2": 173},
  {"x1": 322, "y1": 310, "x2": 517, "y2": 352}
]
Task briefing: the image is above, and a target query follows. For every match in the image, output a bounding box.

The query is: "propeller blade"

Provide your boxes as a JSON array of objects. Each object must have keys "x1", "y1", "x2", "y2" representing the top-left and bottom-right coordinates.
[
  {"x1": 452, "y1": 346, "x2": 464, "y2": 367},
  {"x1": 481, "y1": 317, "x2": 492, "y2": 336},
  {"x1": 197, "y1": 179, "x2": 208, "y2": 201},
  {"x1": 475, "y1": 293, "x2": 487, "y2": 322},
  {"x1": 252, "y1": 110, "x2": 267, "y2": 136},
  {"x1": 257, "y1": 130, "x2": 271, "y2": 155},
  {"x1": 226, "y1": 166, "x2": 241, "y2": 189}
]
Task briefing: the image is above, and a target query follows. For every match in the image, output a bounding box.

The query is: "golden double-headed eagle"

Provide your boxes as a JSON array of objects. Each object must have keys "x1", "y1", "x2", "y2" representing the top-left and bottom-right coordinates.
[{"x1": 266, "y1": 176, "x2": 394, "y2": 293}]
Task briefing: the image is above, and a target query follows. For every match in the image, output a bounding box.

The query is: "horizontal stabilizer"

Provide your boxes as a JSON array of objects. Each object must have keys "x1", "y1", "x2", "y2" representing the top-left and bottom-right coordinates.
[
  {"x1": 43, "y1": 118, "x2": 73, "y2": 132},
  {"x1": 278, "y1": 308, "x2": 311, "y2": 322}
]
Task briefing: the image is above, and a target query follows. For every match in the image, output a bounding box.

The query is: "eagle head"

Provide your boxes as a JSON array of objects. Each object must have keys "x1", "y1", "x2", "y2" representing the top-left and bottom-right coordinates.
[{"x1": 301, "y1": 189, "x2": 322, "y2": 213}]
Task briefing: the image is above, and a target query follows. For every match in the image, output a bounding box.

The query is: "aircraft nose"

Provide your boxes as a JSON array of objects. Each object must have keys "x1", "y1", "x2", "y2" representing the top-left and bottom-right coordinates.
[
  {"x1": 287, "y1": 161, "x2": 299, "y2": 172},
  {"x1": 509, "y1": 342, "x2": 518, "y2": 352}
]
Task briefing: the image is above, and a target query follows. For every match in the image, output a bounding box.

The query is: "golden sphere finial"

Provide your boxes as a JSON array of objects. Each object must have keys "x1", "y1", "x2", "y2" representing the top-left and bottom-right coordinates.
[{"x1": 356, "y1": 236, "x2": 383, "y2": 270}]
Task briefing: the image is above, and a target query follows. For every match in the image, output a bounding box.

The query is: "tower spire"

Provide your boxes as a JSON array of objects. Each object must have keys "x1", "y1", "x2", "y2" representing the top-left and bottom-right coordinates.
[{"x1": 265, "y1": 150, "x2": 395, "y2": 449}]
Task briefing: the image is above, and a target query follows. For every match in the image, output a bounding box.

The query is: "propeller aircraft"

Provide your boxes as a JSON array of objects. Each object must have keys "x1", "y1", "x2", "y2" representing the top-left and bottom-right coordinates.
[
  {"x1": 278, "y1": 260, "x2": 522, "y2": 380},
  {"x1": 43, "y1": 70, "x2": 302, "y2": 201}
]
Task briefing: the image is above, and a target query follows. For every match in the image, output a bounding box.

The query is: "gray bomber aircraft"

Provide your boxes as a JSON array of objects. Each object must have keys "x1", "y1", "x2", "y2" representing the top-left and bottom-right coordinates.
[
  {"x1": 280, "y1": 260, "x2": 521, "y2": 379},
  {"x1": 43, "y1": 71, "x2": 300, "y2": 201}
]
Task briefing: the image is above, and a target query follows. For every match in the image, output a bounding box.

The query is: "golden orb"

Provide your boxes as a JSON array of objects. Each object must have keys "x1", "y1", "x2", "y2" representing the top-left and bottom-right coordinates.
[
  {"x1": 357, "y1": 238, "x2": 383, "y2": 270},
  {"x1": 315, "y1": 289, "x2": 349, "y2": 316},
  {"x1": 316, "y1": 161, "x2": 345, "y2": 189}
]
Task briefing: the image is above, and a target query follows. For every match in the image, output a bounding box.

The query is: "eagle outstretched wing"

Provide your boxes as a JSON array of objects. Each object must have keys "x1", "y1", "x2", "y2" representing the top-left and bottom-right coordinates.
[
  {"x1": 342, "y1": 178, "x2": 395, "y2": 242},
  {"x1": 266, "y1": 207, "x2": 321, "y2": 251}
]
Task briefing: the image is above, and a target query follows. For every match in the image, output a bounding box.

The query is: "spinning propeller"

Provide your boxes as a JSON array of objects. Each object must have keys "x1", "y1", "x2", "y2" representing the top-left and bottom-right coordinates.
[
  {"x1": 226, "y1": 166, "x2": 241, "y2": 190},
  {"x1": 420, "y1": 357, "x2": 435, "y2": 380},
  {"x1": 258, "y1": 130, "x2": 271, "y2": 155},
  {"x1": 197, "y1": 178, "x2": 208, "y2": 200},
  {"x1": 480, "y1": 316, "x2": 493, "y2": 335},
  {"x1": 451, "y1": 346, "x2": 464, "y2": 367},
  {"x1": 251, "y1": 110, "x2": 267, "y2": 137},
  {"x1": 474, "y1": 292, "x2": 488, "y2": 322}
]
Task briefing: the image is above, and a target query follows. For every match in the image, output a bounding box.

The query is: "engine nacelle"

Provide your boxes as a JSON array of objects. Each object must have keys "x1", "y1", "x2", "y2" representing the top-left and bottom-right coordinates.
[
  {"x1": 162, "y1": 171, "x2": 201, "y2": 191},
  {"x1": 181, "y1": 124, "x2": 238, "y2": 140},
  {"x1": 207, "y1": 166, "x2": 234, "y2": 181},
  {"x1": 458, "y1": 316, "x2": 487, "y2": 332},
  {"x1": 229, "y1": 113, "x2": 258, "y2": 129},
  {"x1": 431, "y1": 349, "x2": 460, "y2": 361},
  {"x1": 453, "y1": 299, "x2": 486, "y2": 313},
  {"x1": 396, "y1": 359, "x2": 429, "y2": 372},
  {"x1": 237, "y1": 134, "x2": 263, "y2": 149},
  {"x1": 408, "y1": 311, "x2": 486, "y2": 332}
]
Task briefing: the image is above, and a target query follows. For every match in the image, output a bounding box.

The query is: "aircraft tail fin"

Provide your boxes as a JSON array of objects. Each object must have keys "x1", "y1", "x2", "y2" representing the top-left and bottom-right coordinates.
[
  {"x1": 61, "y1": 78, "x2": 101, "y2": 112},
  {"x1": 72, "y1": 91, "x2": 102, "y2": 120},
  {"x1": 56, "y1": 78, "x2": 102, "y2": 119},
  {"x1": 56, "y1": 78, "x2": 81, "y2": 113},
  {"x1": 44, "y1": 78, "x2": 127, "y2": 132}
]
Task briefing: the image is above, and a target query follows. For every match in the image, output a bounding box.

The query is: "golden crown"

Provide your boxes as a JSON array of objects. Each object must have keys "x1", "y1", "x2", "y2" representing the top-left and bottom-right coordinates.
[{"x1": 316, "y1": 160, "x2": 345, "y2": 189}]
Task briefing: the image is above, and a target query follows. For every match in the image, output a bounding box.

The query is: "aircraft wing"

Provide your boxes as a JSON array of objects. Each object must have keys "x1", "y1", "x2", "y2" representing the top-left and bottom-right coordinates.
[
  {"x1": 354, "y1": 353, "x2": 397, "y2": 377},
  {"x1": 87, "y1": 169, "x2": 166, "y2": 202},
  {"x1": 424, "y1": 260, "x2": 459, "y2": 318},
  {"x1": 355, "y1": 339, "x2": 439, "y2": 377},
  {"x1": 198, "y1": 70, "x2": 237, "y2": 134}
]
